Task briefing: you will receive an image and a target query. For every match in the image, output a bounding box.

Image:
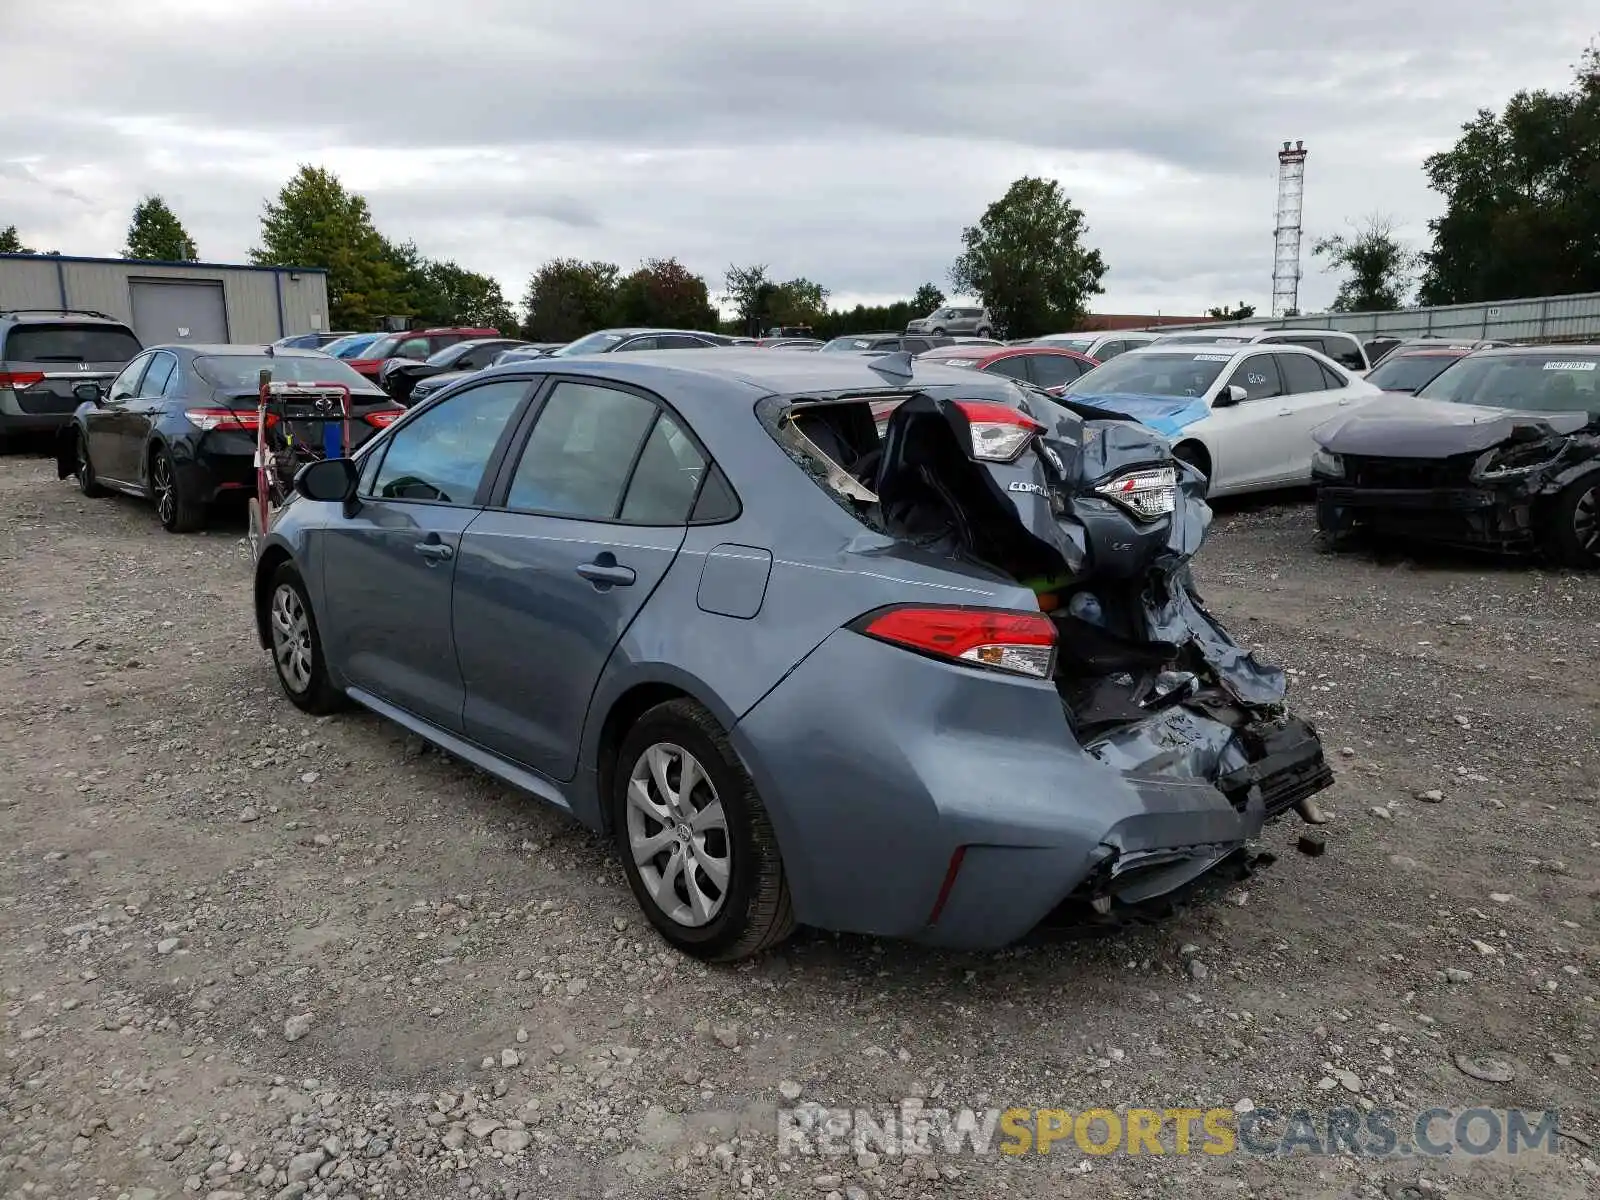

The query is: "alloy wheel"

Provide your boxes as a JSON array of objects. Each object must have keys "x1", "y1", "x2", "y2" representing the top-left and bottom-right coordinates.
[
  {"x1": 1575, "y1": 486, "x2": 1599, "y2": 557},
  {"x1": 625, "y1": 743, "x2": 730, "y2": 927},
  {"x1": 152, "y1": 454, "x2": 175, "y2": 526},
  {"x1": 269, "y1": 583, "x2": 314, "y2": 693}
]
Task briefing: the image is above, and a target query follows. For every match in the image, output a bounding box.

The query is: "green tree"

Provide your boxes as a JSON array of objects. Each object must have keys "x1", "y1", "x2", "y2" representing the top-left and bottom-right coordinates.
[
  {"x1": 1420, "y1": 44, "x2": 1600, "y2": 304},
  {"x1": 0, "y1": 224, "x2": 33, "y2": 253},
  {"x1": 722, "y1": 264, "x2": 776, "y2": 335},
  {"x1": 1313, "y1": 216, "x2": 1421, "y2": 312},
  {"x1": 250, "y1": 165, "x2": 408, "y2": 329},
  {"x1": 1206, "y1": 301, "x2": 1257, "y2": 321},
  {"x1": 427, "y1": 261, "x2": 516, "y2": 331},
  {"x1": 765, "y1": 277, "x2": 829, "y2": 328},
  {"x1": 122, "y1": 195, "x2": 198, "y2": 261},
  {"x1": 911, "y1": 282, "x2": 946, "y2": 314},
  {"x1": 612, "y1": 258, "x2": 719, "y2": 330},
  {"x1": 521, "y1": 259, "x2": 620, "y2": 341},
  {"x1": 949, "y1": 177, "x2": 1107, "y2": 338}
]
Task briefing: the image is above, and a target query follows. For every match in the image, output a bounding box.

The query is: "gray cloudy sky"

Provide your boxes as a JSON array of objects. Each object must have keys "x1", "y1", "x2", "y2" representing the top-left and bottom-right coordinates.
[{"x1": 3, "y1": 0, "x2": 1594, "y2": 318}]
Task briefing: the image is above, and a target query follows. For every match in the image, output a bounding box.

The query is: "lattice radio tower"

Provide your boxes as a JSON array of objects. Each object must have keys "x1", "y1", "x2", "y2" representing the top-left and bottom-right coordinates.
[{"x1": 1271, "y1": 140, "x2": 1308, "y2": 318}]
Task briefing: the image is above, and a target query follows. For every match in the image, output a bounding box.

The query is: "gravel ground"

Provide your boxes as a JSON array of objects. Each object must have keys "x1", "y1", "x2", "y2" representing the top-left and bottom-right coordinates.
[{"x1": 1, "y1": 446, "x2": 1597, "y2": 1200}]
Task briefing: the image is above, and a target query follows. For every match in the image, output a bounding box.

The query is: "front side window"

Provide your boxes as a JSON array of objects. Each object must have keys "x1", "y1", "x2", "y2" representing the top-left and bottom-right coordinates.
[
  {"x1": 505, "y1": 382, "x2": 658, "y2": 518},
  {"x1": 108, "y1": 354, "x2": 152, "y2": 402},
  {"x1": 1276, "y1": 352, "x2": 1329, "y2": 395},
  {"x1": 1225, "y1": 354, "x2": 1284, "y2": 401},
  {"x1": 368, "y1": 378, "x2": 528, "y2": 504},
  {"x1": 615, "y1": 336, "x2": 659, "y2": 352},
  {"x1": 983, "y1": 356, "x2": 1031, "y2": 381}
]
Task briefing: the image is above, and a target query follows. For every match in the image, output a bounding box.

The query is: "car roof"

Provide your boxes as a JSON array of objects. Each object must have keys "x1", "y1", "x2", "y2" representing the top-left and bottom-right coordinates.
[
  {"x1": 589, "y1": 327, "x2": 722, "y2": 337},
  {"x1": 922, "y1": 344, "x2": 1085, "y2": 361},
  {"x1": 1384, "y1": 347, "x2": 1474, "y2": 359},
  {"x1": 146, "y1": 343, "x2": 331, "y2": 358},
  {"x1": 1472, "y1": 344, "x2": 1600, "y2": 358},
  {"x1": 465, "y1": 347, "x2": 1019, "y2": 399},
  {"x1": 0, "y1": 308, "x2": 129, "y2": 325},
  {"x1": 1118, "y1": 342, "x2": 1326, "y2": 361}
]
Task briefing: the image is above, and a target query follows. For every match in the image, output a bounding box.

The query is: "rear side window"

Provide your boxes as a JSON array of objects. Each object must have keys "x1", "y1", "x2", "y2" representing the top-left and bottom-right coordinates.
[
  {"x1": 141, "y1": 351, "x2": 179, "y2": 397},
  {"x1": 1276, "y1": 352, "x2": 1329, "y2": 394},
  {"x1": 4, "y1": 323, "x2": 141, "y2": 363},
  {"x1": 506, "y1": 381, "x2": 657, "y2": 518},
  {"x1": 619, "y1": 413, "x2": 707, "y2": 523},
  {"x1": 1328, "y1": 337, "x2": 1367, "y2": 371}
]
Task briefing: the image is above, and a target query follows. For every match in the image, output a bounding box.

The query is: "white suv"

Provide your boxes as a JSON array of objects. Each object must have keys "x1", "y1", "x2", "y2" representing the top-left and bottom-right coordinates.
[{"x1": 1152, "y1": 327, "x2": 1371, "y2": 375}]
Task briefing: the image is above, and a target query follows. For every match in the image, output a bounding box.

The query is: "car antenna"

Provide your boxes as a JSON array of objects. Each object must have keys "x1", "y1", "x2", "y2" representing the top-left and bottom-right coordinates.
[{"x1": 870, "y1": 351, "x2": 914, "y2": 381}]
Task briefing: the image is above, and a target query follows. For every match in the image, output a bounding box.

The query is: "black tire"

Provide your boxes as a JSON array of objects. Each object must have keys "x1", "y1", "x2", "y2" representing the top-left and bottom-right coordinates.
[
  {"x1": 73, "y1": 429, "x2": 107, "y2": 497},
  {"x1": 265, "y1": 561, "x2": 346, "y2": 714},
  {"x1": 931, "y1": 327, "x2": 947, "y2": 336},
  {"x1": 1545, "y1": 470, "x2": 1600, "y2": 568},
  {"x1": 976, "y1": 327, "x2": 992, "y2": 339},
  {"x1": 1173, "y1": 441, "x2": 1212, "y2": 496},
  {"x1": 151, "y1": 445, "x2": 206, "y2": 533},
  {"x1": 612, "y1": 699, "x2": 794, "y2": 961}
]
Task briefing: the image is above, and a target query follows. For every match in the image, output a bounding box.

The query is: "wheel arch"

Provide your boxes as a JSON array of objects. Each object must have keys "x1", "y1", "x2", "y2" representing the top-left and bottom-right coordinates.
[
  {"x1": 1172, "y1": 436, "x2": 1213, "y2": 479},
  {"x1": 585, "y1": 669, "x2": 741, "y2": 835},
  {"x1": 253, "y1": 547, "x2": 295, "y2": 648}
]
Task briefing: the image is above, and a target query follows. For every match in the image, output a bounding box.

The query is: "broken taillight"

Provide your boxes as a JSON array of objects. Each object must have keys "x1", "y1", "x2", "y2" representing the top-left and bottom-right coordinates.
[
  {"x1": 952, "y1": 400, "x2": 1043, "y2": 463},
  {"x1": 851, "y1": 605, "x2": 1056, "y2": 679},
  {"x1": 1094, "y1": 466, "x2": 1177, "y2": 520}
]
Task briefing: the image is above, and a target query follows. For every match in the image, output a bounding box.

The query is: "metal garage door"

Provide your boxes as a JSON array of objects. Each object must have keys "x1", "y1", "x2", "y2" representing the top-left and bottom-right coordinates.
[{"x1": 129, "y1": 279, "x2": 229, "y2": 345}]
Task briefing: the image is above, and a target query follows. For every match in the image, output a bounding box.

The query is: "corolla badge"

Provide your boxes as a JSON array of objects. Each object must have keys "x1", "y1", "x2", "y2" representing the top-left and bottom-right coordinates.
[{"x1": 1009, "y1": 481, "x2": 1048, "y2": 495}]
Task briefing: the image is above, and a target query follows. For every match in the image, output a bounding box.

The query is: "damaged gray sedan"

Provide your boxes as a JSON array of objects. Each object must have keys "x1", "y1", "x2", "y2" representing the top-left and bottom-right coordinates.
[
  {"x1": 1313, "y1": 345, "x2": 1600, "y2": 565},
  {"x1": 253, "y1": 350, "x2": 1331, "y2": 960}
]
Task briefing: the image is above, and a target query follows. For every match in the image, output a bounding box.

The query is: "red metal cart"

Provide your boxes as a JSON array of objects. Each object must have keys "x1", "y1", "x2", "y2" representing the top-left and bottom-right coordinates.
[{"x1": 247, "y1": 371, "x2": 354, "y2": 558}]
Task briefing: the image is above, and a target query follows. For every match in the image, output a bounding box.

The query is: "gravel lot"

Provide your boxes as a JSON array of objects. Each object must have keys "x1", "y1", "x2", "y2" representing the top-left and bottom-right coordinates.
[{"x1": 2, "y1": 444, "x2": 1597, "y2": 1200}]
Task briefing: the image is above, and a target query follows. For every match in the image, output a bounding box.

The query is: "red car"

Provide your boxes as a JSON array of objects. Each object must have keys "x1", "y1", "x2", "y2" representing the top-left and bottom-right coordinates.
[
  {"x1": 347, "y1": 326, "x2": 502, "y2": 385},
  {"x1": 917, "y1": 343, "x2": 1098, "y2": 395}
]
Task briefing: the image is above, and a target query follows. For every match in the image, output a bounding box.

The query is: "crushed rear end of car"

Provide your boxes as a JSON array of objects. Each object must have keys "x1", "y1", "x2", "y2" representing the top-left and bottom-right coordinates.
[{"x1": 739, "y1": 382, "x2": 1331, "y2": 948}]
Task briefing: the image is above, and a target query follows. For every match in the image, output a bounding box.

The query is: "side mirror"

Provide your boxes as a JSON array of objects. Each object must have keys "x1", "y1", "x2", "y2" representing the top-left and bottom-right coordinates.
[
  {"x1": 1216, "y1": 385, "x2": 1248, "y2": 408},
  {"x1": 73, "y1": 381, "x2": 104, "y2": 404},
  {"x1": 294, "y1": 457, "x2": 360, "y2": 504}
]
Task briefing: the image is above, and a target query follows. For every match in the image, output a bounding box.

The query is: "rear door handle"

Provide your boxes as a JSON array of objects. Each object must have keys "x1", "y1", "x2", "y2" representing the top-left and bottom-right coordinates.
[
  {"x1": 414, "y1": 536, "x2": 454, "y2": 562},
  {"x1": 576, "y1": 552, "x2": 636, "y2": 588}
]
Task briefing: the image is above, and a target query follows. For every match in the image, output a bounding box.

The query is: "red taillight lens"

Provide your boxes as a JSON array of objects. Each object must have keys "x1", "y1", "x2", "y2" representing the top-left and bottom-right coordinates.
[
  {"x1": 348, "y1": 359, "x2": 381, "y2": 373},
  {"x1": 0, "y1": 371, "x2": 46, "y2": 390},
  {"x1": 952, "y1": 400, "x2": 1043, "y2": 462},
  {"x1": 185, "y1": 407, "x2": 277, "y2": 431},
  {"x1": 853, "y1": 605, "x2": 1056, "y2": 679},
  {"x1": 363, "y1": 409, "x2": 403, "y2": 428}
]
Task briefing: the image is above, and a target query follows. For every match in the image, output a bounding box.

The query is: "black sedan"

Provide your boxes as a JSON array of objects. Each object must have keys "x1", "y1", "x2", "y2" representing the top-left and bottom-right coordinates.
[
  {"x1": 1313, "y1": 345, "x2": 1600, "y2": 565},
  {"x1": 57, "y1": 345, "x2": 401, "y2": 533},
  {"x1": 377, "y1": 337, "x2": 529, "y2": 405}
]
